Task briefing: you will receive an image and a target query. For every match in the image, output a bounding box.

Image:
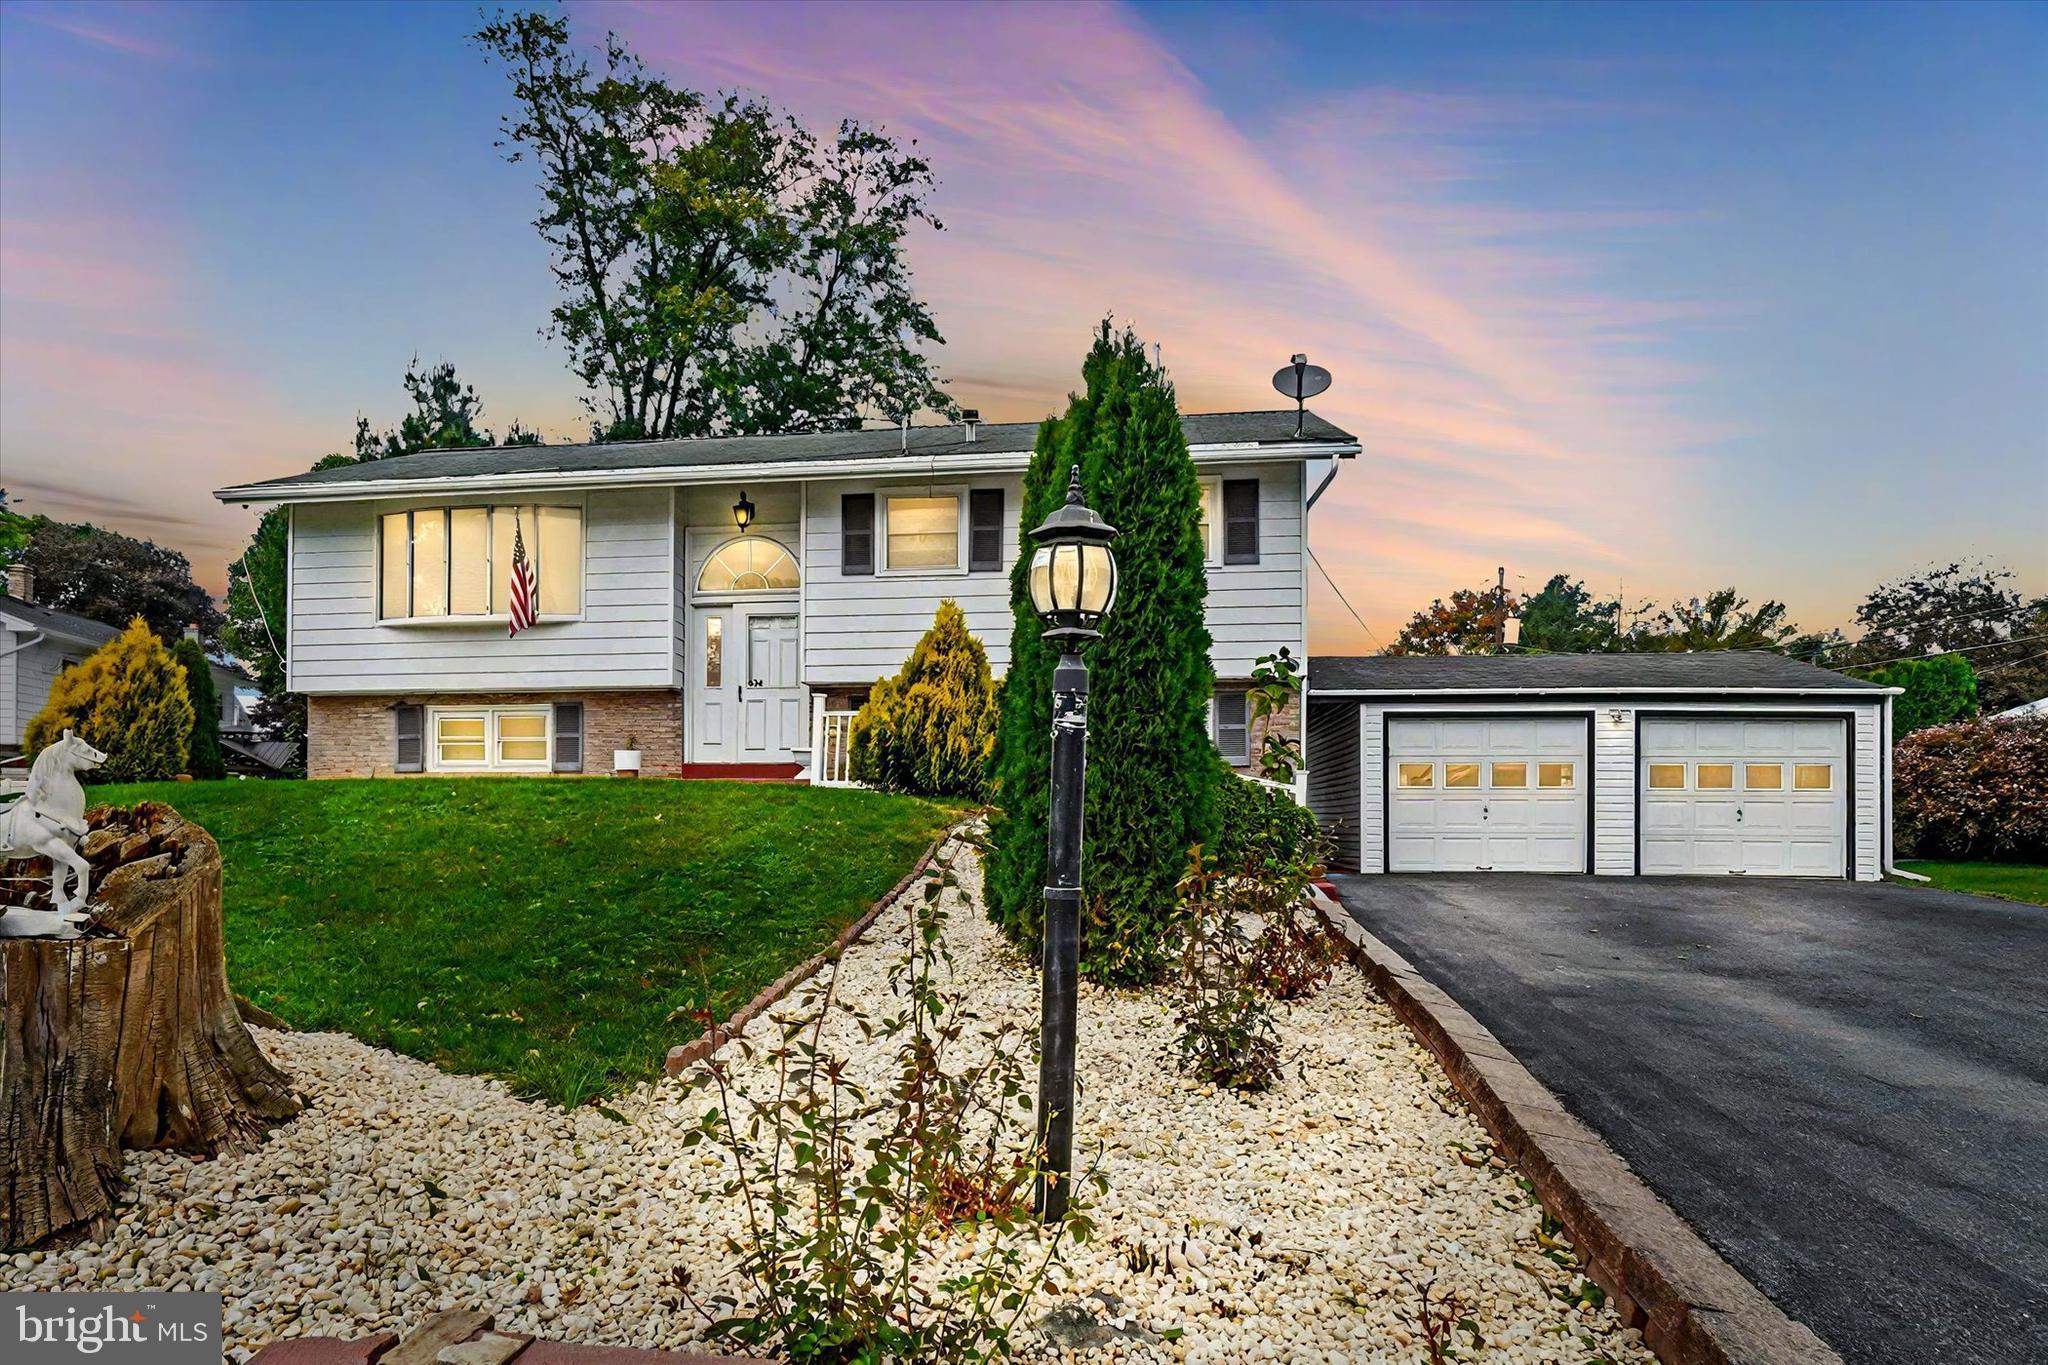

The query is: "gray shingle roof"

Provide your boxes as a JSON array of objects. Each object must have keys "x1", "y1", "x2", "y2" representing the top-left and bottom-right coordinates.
[
  {"x1": 1309, "y1": 653, "x2": 1885, "y2": 693},
  {"x1": 0, "y1": 594, "x2": 121, "y2": 647},
  {"x1": 217, "y1": 409, "x2": 1355, "y2": 497}
]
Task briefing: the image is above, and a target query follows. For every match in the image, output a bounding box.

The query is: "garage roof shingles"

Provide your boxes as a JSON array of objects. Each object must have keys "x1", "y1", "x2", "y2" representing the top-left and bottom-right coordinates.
[{"x1": 1309, "y1": 652, "x2": 1886, "y2": 693}]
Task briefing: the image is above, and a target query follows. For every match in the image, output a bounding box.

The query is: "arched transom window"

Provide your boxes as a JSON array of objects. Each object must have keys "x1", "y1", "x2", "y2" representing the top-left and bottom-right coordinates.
[{"x1": 697, "y1": 536, "x2": 799, "y2": 594}]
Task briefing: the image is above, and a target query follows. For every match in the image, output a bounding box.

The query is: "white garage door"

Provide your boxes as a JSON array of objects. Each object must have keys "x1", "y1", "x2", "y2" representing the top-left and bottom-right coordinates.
[
  {"x1": 1388, "y1": 717, "x2": 1587, "y2": 872},
  {"x1": 1640, "y1": 717, "x2": 1846, "y2": 877}
]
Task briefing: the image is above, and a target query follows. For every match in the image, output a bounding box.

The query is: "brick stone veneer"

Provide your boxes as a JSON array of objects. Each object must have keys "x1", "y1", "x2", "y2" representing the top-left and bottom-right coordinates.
[
  {"x1": 307, "y1": 691, "x2": 683, "y2": 778},
  {"x1": 1222, "y1": 682, "x2": 1300, "y2": 776}
]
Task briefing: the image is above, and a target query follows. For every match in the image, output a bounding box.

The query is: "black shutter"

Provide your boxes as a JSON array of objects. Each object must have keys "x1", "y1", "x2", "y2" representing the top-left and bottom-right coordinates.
[
  {"x1": 968, "y1": 489, "x2": 1004, "y2": 572},
  {"x1": 841, "y1": 494, "x2": 874, "y2": 575},
  {"x1": 1214, "y1": 692, "x2": 1249, "y2": 764},
  {"x1": 393, "y1": 703, "x2": 424, "y2": 774},
  {"x1": 552, "y1": 702, "x2": 584, "y2": 773},
  {"x1": 1223, "y1": 479, "x2": 1260, "y2": 565}
]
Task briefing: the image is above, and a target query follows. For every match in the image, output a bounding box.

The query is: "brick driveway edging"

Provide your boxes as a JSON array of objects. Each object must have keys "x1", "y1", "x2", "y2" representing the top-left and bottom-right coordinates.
[{"x1": 1310, "y1": 888, "x2": 1841, "y2": 1365}]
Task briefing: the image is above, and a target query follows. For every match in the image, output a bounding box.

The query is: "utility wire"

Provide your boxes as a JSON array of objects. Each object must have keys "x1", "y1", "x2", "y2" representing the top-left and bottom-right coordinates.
[{"x1": 1308, "y1": 546, "x2": 1386, "y2": 653}]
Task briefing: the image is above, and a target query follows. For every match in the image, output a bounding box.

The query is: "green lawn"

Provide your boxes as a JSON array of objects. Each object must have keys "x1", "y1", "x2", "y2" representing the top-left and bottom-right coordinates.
[
  {"x1": 1895, "y1": 860, "x2": 2048, "y2": 908},
  {"x1": 93, "y1": 779, "x2": 962, "y2": 1106}
]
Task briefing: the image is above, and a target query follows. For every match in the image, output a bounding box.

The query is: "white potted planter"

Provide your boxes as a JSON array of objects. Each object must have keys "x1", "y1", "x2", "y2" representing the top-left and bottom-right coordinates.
[{"x1": 613, "y1": 737, "x2": 643, "y2": 777}]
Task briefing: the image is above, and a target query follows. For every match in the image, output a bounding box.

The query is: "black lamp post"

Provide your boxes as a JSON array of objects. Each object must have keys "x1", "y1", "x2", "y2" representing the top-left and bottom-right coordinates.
[{"x1": 1026, "y1": 467, "x2": 1118, "y2": 1222}]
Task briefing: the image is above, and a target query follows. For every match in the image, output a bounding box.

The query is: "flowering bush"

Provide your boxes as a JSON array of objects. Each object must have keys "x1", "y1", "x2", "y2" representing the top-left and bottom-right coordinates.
[{"x1": 1893, "y1": 715, "x2": 2048, "y2": 861}]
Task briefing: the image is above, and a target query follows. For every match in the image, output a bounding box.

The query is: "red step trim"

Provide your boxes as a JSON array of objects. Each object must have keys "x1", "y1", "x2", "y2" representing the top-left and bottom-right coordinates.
[{"x1": 676, "y1": 762, "x2": 804, "y2": 782}]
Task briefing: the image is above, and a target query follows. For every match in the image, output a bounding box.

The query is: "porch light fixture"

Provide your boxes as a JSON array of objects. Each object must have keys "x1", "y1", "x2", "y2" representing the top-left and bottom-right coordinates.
[
  {"x1": 1027, "y1": 469, "x2": 1119, "y2": 643},
  {"x1": 1026, "y1": 466, "x2": 1118, "y2": 1224},
  {"x1": 732, "y1": 490, "x2": 756, "y2": 532}
]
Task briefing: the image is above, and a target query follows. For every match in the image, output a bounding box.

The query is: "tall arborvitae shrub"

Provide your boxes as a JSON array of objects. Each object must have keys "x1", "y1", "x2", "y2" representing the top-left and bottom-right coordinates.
[
  {"x1": 173, "y1": 637, "x2": 228, "y2": 779},
  {"x1": 988, "y1": 323, "x2": 1218, "y2": 983},
  {"x1": 25, "y1": 617, "x2": 194, "y2": 783},
  {"x1": 848, "y1": 600, "x2": 1000, "y2": 799}
]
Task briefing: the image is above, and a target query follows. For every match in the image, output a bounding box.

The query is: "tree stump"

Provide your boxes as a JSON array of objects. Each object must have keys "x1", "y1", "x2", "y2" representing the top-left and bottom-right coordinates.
[{"x1": 1, "y1": 801, "x2": 301, "y2": 1248}]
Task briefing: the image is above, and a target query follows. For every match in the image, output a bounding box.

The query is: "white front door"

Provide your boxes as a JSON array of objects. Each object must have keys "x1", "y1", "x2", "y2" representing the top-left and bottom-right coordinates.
[
  {"x1": 1387, "y1": 716, "x2": 1588, "y2": 872},
  {"x1": 689, "y1": 604, "x2": 800, "y2": 764},
  {"x1": 1640, "y1": 717, "x2": 1846, "y2": 876},
  {"x1": 740, "y1": 612, "x2": 801, "y2": 759}
]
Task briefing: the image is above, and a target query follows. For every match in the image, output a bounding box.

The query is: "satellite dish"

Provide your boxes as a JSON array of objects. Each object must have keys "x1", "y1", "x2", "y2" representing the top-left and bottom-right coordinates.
[{"x1": 1272, "y1": 354, "x2": 1332, "y2": 437}]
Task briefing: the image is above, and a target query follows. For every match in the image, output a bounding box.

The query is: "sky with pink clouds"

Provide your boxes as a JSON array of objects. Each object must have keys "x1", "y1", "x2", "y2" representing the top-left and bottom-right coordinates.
[{"x1": 2, "y1": 0, "x2": 2042, "y2": 652}]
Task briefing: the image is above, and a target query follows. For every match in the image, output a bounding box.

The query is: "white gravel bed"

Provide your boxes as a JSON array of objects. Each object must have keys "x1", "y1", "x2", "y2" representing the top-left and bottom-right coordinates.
[{"x1": 4, "y1": 835, "x2": 1651, "y2": 1364}]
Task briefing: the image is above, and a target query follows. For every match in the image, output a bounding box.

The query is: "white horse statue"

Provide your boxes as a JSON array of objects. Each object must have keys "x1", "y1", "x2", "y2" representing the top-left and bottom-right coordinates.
[{"x1": 1, "y1": 730, "x2": 108, "y2": 927}]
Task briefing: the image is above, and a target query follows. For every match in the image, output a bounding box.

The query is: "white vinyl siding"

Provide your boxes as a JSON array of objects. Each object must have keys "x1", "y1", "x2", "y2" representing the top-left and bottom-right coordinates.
[
  {"x1": 1317, "y1": 698, "x2": 1886, "y2": 881},
  {"x1": 805, "y1": 474, "x2": 1021, "y2": 680},
  {"x1": 801, "y1": 461, "x2": 1301, "y2": 685},
  {"x1": 288, "y1": 491, "x2": 674, "y2": 694}
]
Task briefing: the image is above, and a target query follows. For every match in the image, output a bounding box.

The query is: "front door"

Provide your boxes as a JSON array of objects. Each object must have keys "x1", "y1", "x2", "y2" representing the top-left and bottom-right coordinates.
[
  {"x1": 689, "y1": 604, "x2": 800, "y2": 764},
  {"x1": 740, "y1": 612, "x2": 801, "y2": 758}
]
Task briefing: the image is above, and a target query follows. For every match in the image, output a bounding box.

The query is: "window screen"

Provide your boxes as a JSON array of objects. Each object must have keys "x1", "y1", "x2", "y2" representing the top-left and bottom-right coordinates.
[
  {"x1": 1222, "y1": 479, "x2": 1260, "y2": 564},
  {"x1": 841, "y1": 494, "x2": 874, "y2": 575},
  {"x1": 969, "y1": 489, "x2": 1004, "y2": 572}
]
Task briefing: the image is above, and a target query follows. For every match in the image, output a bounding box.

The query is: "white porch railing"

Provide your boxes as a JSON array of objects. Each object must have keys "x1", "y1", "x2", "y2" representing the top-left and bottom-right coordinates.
[{"x1": 810, "y1": 695, "x2": 861, "y2": 787}]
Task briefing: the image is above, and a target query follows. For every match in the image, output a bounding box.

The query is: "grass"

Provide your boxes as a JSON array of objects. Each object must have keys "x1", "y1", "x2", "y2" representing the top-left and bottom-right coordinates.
[
  {"x1": 91, "y1": 778, "x2": 963, "y2": 1105},
  {"x1": 1895, "y1": 860, "x2": 2048, "y2": 908}
]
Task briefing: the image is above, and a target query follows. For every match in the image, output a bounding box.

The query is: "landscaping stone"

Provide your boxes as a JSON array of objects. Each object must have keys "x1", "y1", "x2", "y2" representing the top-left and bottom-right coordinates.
[{"x1": 1, "y1": 835, "x2": 1652, "y2": 1364}]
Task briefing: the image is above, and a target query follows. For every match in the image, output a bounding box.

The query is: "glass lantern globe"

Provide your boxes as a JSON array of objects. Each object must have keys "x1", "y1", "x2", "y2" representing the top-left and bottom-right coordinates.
[{"x1": 1028, "y1": 469, "x2": 1119, "y2": 642}]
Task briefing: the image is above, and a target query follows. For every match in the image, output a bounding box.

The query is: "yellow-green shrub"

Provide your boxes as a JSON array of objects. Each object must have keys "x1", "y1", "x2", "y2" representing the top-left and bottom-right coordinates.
[
  {"x1": 849, "y1": 601, "x2": 998, "y2": 799},
  {"x1": 24, "y1": 617, "x2": 194, "y2": 783}
]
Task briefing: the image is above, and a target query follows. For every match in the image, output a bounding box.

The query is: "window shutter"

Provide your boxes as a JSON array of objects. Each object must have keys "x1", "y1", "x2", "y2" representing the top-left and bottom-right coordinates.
[
  {"x1": 1223, "y1": 479, "x2": 1260, "y2": 565},
  {"x1": 1214, "y1": 691, "x2": 1249, "y2": 764},
  {"x1": 968, "y1": 489, "x2": 1004, "y2": 572},
  {"x1": 552, "y1": 702, "x2": 584, "y2": 773},
  {"x1": 393, "y1": 704, "x2": 424, "y2": 774},
  {"x1": 841, "y1": 494, "x2": 874, "y2": 575}
]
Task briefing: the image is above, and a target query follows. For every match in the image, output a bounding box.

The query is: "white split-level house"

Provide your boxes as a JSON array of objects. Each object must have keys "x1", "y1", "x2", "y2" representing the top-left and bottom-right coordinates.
[{"x1": 213, "y1": 410, "x2": 1360, "y2": 784}]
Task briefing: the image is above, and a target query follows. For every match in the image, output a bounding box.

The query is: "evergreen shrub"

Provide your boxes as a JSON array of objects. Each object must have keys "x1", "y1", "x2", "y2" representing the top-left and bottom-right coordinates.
[
  {"x1": 25, "y1": 617, "x2": 194, "y2": 783},
  {"x1": 849, "y1": 600, "x2": 999, "y2": 799}
]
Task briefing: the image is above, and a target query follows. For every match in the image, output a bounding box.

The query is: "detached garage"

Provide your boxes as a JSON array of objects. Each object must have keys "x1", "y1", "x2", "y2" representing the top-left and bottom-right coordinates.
[{"x1": 1305, "y1": 654, "x2": 1897, "y2": 880}]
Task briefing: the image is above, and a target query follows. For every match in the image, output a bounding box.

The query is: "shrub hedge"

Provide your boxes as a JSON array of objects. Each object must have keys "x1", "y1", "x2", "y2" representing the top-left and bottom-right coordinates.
[
  {"x1": 1893, "y1": 715, "x2": 2048, "y2": 861},
  {"x1": 1213, "y1": 768, "x2": 1321, "y2": 867}
]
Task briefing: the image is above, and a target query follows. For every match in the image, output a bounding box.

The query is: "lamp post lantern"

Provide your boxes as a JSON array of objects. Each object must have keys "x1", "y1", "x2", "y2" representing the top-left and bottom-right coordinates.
[
  {"x1": 1026, "y1": 467, "x2": 1118, "y2": 1222},
  {"x1": 731, "y1": 490, "x2": 756, "y2": 533}
]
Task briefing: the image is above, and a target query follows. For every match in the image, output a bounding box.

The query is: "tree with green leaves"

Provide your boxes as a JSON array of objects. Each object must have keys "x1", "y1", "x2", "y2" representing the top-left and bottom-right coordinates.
[
  {"x1": 1516, "y1": 574, "x2": 1624, "y2": 653},
  {"x1": 16, "y1": 518, "x2": 223, "y2": 645},
  {"x1": 0, "y1": 489, "x2": 33, "y2": 561},
  {"x1": 25, "y1": 618, "x2": 194, "y2": 783},
  {"x1": 988, "y1": 324, "x2": 1216, "y2": 985},
  {"x1": 1847, "y1": 562, "x2": 2047, "y2": 713},
  {"x1": 1630, "y1": 588, "x2": 1800, "y2": 653},
  {"x1": 473, "y1": 10, "x2": 949, "y2": 440},
  {"x1": 1856, "y1": 653, "x2": 1979, "y2": 739},
  {"x1": 172, "y1": 637, "x2": 227, "y2": 779},
  {"x1": 355, "y1": 358, "x2": 503, "y2": 458}
]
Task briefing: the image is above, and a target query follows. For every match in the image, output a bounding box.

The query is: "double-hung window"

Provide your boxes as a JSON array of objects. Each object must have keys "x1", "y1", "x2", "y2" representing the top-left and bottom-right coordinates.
[
  {"x1": 883, "y1": 493, "x2": 961, "y2": 572},
  {"x1": 379, "y1": 504, "x2": 583, "y2": 620}
]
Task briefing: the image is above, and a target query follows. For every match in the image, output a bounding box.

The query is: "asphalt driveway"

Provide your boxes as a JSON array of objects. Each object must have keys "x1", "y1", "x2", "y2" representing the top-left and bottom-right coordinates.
[{"x1": 1328, "y1": 873, "x2": 2047, "y2": 1365}]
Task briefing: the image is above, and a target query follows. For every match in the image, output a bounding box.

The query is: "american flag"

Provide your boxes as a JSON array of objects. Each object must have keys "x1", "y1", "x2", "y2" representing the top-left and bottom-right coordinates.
[{"x1": 507, "y1": 515, "x2": 539, "y2": 637}]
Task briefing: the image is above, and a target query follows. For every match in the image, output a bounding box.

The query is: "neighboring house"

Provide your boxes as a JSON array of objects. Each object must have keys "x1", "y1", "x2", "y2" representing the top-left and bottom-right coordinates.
[
  {"x1": 1306, "y1": 653, "x2": 1900, "y2": 882},
  {"x1": 1, "y1": 589, "x2": 117, "y2": 757},
  {"x1": 1, "y1": 578, "x2": 269, "y2": 768},
  {"x1": 213, "y1": 411, "x2": 1359, "y2": 781}
]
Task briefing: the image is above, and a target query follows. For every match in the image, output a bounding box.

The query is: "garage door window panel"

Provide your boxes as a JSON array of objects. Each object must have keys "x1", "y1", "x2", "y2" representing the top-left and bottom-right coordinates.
[
  {"x1": 1490, "y1": 762, "x2": 1527, "y2": 788},
  {"x1": 1648, "y1": 763, "x2": 1687, "y2": 790},
  {"x1": 1539, "y1": 762, "x2": 1574, "y2": 788},
  {"x1": 1795, "y1": 764, "x2": 1832, "y2": 790},
  {"x1": 1398, "y1": 762, "x2": 1434, "y2": 788},
  {"x1": 1745, "y1": 764, "x2": 1783, "y2": 790},
  {"x1": 1697, "y1": 763, "x2": 1735, "y2": 790},
  {"x1": 1445, "y1": 763, "x2": 1480, "y2": 788}
]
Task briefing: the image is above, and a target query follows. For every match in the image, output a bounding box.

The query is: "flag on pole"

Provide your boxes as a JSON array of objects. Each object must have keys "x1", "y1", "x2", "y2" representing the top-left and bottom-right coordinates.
[{"x1": 508, "y1": 515, "x2": 539, "y2": 637}]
